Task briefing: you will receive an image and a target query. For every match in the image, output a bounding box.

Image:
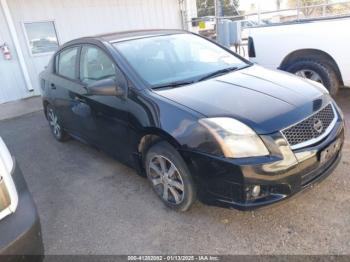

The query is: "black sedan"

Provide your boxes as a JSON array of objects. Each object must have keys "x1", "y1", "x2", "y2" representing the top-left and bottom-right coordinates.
[{"x1": 40, "y1": 30, "x2": 344, "y2": 211}]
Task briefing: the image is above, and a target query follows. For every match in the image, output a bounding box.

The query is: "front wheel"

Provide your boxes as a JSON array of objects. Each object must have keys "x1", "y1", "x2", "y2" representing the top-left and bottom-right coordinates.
[
  {"x1": 145, "y1": 141, "x2": 196, "y2": 212},
  {"x1": 285, "y1": 59, "x2": 339, "y2": 96}
]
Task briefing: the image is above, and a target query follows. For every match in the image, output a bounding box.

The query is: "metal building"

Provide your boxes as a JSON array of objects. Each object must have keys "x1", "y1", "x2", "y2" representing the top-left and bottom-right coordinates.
[{"x1": 0, "y1": 0, "x2": 196, "y2": 104}]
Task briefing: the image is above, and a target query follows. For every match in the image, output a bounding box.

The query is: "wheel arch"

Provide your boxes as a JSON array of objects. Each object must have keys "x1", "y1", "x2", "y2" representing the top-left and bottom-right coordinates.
[
  {"x1": 279, "y1": 49, "x2": 343, "y2": 86},
  {"x1": 42, "y1": 100, "x2": 50, "y2": 119},
  {"x1": 137, "y1": 128, "x2": 182, "y2": 164}
]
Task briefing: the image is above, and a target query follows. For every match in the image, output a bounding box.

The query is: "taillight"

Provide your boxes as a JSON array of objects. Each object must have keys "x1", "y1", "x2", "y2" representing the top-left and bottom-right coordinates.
[
  {"x1": 40, "y1": 79, "x2": 46, "y2": 91},
  {"x1": 248, "y1": 37, "x2": 256, "y2": 58},
  {"x1": 0, "y1": 176, "x2": 11, "y2": 211},
  {"x1": 0, "y1": 137, "x2": 18, "y2": 220}
]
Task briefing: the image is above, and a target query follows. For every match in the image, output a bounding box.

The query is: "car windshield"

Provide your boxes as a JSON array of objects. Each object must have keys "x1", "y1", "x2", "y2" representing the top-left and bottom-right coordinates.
[{"x1": 113, "y1": 33, "x2": 248, "y2": 88}]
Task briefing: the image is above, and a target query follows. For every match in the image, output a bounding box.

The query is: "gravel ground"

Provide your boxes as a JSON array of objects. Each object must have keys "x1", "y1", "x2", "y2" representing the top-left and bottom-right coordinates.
[{"x1": 0, "y1": 90, "x2": 349, "y2": 255}]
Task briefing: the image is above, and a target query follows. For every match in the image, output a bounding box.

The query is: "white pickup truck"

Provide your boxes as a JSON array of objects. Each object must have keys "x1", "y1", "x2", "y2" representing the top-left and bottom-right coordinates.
[{"x1": 247, "y1": 17, "x2": 350, "y2": 96}]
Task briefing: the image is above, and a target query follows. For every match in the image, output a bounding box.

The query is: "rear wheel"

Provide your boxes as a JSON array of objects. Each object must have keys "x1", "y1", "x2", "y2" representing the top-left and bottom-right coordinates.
[
  {"x1": 285, "y1": 59, "x2": 339, "y2": 96},
  {"x1": 46, "y1": 104, "x2": 70, "y2": 142},
  {"x1": 145, "y1": 141, "x2": 196, "y2": 212}
]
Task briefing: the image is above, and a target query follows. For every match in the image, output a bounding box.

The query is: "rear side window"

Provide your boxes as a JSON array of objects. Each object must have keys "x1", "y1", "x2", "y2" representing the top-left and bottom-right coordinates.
[
  {"x1": 80, "y1": 45, "x2": 116, "y2": 85},
  {"x1": 56, "y1": 47, "x2": 79, "y2": 79}
]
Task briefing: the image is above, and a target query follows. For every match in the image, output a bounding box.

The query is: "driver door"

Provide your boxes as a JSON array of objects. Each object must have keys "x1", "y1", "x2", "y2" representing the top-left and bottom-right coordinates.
[{"x1": 78, "y1": 45, "x2": 132, "y2": 163}]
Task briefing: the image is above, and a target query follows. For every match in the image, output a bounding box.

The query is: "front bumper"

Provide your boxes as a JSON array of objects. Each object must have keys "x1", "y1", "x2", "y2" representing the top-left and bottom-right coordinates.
[
  {"x1": 182, "y1": 113, "x2": 345, "y2": 211},
  {"x1": 0, "y1": 161, "x2": 44, "y2": 260}
]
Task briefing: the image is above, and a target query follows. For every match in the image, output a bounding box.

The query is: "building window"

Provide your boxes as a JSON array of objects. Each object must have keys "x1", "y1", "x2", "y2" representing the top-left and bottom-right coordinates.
[{"x1": 23, "y1": 21, "x2": 59, "y2": 55}]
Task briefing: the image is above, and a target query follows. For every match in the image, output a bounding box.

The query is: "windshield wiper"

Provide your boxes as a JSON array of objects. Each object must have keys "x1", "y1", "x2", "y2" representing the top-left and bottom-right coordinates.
[
  {"x1": 152, "y1": 80, "x2": 196, "y2": 90},
  {"x1": 151, "y1": 66, "x2": 244, "y2": 89},
  {"x1": 197, "y1": 66, "x2": 239, "y2": 82}
]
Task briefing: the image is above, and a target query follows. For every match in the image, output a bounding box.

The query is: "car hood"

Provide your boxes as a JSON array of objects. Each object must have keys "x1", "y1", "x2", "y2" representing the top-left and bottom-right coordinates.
[{"x1": 154, "y1": 65, "x2": 331, "y2": 134}]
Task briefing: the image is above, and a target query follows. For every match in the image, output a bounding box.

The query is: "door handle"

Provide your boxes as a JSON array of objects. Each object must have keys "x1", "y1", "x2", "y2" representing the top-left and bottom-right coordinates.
[
  {"x1": 74, "y1": 96, "x2": 86, "y2": 103},
  {"x1": 50, "y1": 83, "x2": 56, "y2": 89}
]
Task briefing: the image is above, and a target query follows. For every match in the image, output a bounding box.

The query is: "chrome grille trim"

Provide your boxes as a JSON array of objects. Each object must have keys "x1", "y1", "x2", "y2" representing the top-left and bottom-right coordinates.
[{"x1": 281, "y1": 103, "x2": 338, "y2": 150}]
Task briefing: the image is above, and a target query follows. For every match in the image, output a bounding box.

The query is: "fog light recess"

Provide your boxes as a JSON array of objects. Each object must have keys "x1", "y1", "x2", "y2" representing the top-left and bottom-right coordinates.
[
  {"x1": 245, "y1": 185, "x2": 268, "y2": 201},
  {"x1": 252, "y1": 185, "x2": 261, "y2": 198}
]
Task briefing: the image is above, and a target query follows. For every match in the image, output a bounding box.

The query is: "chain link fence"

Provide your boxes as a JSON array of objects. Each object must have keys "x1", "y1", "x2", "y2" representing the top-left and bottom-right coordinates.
[{"x1": 187, "y1": 0, "x2": 350, "y2": 56}]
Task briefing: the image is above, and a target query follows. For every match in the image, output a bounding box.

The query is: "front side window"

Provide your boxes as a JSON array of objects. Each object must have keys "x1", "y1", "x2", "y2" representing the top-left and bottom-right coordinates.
[
  {"x1": 23, "y1": 21, "x2": 59, "y2": 55},
  {"x1": 114, "y1": 33, "x2": 247, "y2": 87},
  {"x1": 57, "y1": 47, "x2": 79, "y2": 79},
  {"x1": 80, "y1": 46, "x2": 116, "y2": 85}
]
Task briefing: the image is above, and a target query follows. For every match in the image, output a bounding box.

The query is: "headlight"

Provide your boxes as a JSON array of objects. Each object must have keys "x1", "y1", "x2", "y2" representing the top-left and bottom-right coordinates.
[{"x1": 199, "y1": 117, "x2": 269, "y2": 158}]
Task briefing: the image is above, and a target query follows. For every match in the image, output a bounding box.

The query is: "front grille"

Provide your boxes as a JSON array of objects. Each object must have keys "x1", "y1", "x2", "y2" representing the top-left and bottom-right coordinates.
[{"x1": 282, "y1": 104, "x2": 336, "y2": 148}]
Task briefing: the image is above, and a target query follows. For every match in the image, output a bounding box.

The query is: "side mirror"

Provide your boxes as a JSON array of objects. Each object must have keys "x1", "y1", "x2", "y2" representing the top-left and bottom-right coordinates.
[{"x1": 86, "y1": 78, "x2": 125, "y2": 97}]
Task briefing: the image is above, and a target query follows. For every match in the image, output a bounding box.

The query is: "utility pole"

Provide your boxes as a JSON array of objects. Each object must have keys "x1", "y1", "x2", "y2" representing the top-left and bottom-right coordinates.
[
  {"x1": 215, "y1": 0, "x2": 223, "y2": 37},
  {"x1": 276, "y1": 0, "x2": 281, "y2": 10},
  {"x1": 257, "y1": 0, "x2": 261, "y2": 25},
  {"x1": 296, "y1": 0, "x2": 300, "y2": 21}
]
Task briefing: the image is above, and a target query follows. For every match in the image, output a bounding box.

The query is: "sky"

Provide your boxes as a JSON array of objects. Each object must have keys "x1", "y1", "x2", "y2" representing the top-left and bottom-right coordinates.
[
  {"x1": 239, "y1": 0, "x2": 350, "y2": 13},
  {"x1": 239, "y1": 0, "x2": 281, "y2": 12}
]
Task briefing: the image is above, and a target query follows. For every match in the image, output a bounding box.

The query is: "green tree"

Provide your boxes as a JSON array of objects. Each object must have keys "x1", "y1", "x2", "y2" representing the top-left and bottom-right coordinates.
[
  {"x1": 197, "y1": 0, "x2": 240, "y2": 17},
  {"x1": 288, "y1": 0, "x2": 328, "y2": 17},
  {"x1": 222, "y1": 0, "x2": 240, "y2": 16},
  {"x1": 196, "y1": 0, "x2": 215, "y2": 16}
]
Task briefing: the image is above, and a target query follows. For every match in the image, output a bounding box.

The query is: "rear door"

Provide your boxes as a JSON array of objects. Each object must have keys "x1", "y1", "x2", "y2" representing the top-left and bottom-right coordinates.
[{"x1": 49, "y1": 45, "x2": 88, "y2": 137}]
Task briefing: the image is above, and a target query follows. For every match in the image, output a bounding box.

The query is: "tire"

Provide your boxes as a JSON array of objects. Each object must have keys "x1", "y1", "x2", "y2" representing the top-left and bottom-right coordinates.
[
  {"x1": 46, "y1": 104, "x2": 70, "y2": 142},
  {"x1": 285, "y1": 59, "x2": 339, "y2": 96},
  {"x1": 144, "y1": 141, "x2": 196, "y2": 212}
]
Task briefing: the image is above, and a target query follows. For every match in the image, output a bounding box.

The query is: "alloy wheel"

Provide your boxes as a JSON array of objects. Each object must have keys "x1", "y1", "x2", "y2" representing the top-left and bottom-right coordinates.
[
  {"x1": 148, "y1": 155, "x2": 185, "y2": 205},
  {"x1": 295, "y1": 69, "x2": 323, "y2": 84},
  {"x1": 47, "y1": 108, "x2": 61, "y2": 138}
]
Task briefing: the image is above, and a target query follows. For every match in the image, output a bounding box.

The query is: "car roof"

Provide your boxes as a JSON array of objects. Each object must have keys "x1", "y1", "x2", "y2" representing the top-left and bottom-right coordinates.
[
  {"x1": 96, "y1": 29, "x2": 188, "y2": 43},
  {"x1": 58, "y1": 29, "x2": 190, "y2": 54}
]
